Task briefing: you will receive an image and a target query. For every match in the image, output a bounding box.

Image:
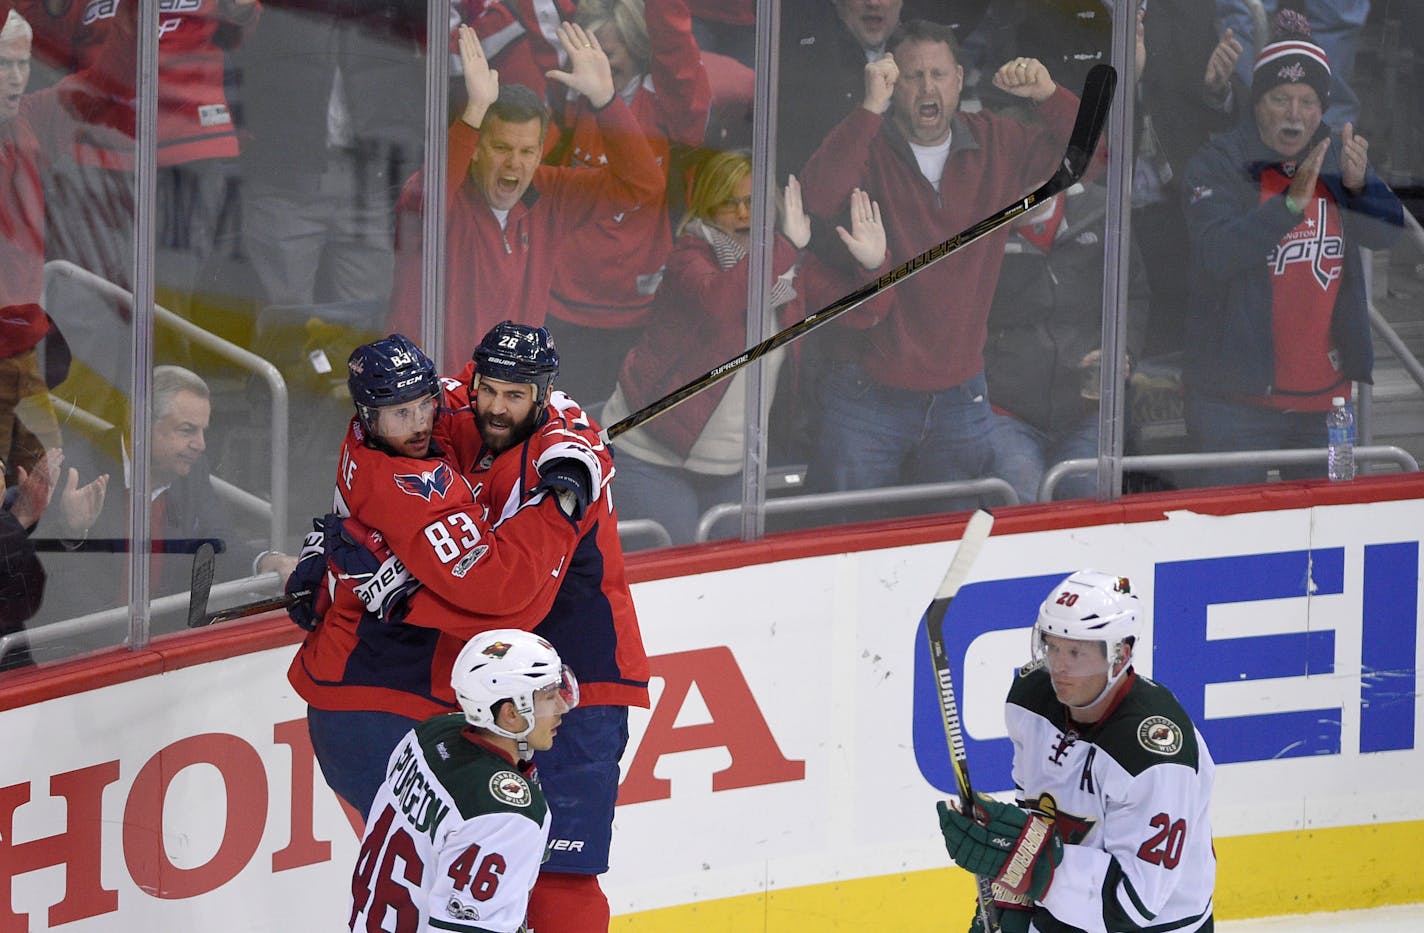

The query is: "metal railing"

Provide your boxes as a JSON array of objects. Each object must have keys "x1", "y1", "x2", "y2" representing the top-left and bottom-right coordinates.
[
  {"x1": 43, "y1": 260, "x2": 290, "y2": 548},
  {"x1": 694, "y1": 477, "x2": 1019, "y2": 543},
  {"x1": 0, "y1": 572, "x2": 283, "y2": 669},
  {"x1": 1041, "y1": 446, "x2": 1419, "y2": 502},
  {"x1": 617, "y1": 519, "x2": 673, "y2": 551}
]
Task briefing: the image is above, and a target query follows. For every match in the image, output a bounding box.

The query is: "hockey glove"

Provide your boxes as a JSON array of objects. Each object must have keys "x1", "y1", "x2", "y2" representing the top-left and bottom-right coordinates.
[
  {"x1": 285, "y1": 521, "x2": 331, "y2": 631},
  {"x1": 967, "y1": 882, "x2": 1034, "y2": 933},
  {"x1": 323, "y1": 514, "x2": 421, "y2": 623},
  {"x1": 938, "y1": 797, "x2": 1062, "y2": 901},
  {"x1": 535, "y1": 451, "x2": 599, "y2": 521}
]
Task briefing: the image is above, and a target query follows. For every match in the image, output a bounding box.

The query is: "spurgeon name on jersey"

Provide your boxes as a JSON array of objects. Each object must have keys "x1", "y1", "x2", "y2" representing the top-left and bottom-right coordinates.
[
  {"x1": 1007, "y1": 667, "x2": 1217, "y2": 933},
  {"x1": 350, "y1": 714, "x2": 552, "y2": 933}
]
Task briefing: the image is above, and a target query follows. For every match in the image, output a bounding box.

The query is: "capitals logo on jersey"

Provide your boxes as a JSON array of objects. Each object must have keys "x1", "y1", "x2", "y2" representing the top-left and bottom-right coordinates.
[
  {"x1": 1267, "y1": 197, "x2": 1343, "y2": 291},
  {"x1": 393, "y1": 462, "x2": 455, "y2": 501}
]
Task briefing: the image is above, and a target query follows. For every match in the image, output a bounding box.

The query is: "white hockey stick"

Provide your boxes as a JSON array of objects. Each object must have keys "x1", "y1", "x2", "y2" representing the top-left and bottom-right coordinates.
[{"x1": 924, "y1": 509, "x2": 998, "y2": 930}]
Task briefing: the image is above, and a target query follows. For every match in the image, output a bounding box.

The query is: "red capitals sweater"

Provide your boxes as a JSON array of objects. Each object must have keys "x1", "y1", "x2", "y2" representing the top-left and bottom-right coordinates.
[
  {"x1": 799, "y1": 87, "x2": 1081, "y2": 392},
  {"x1": 0, "y1": 91, "x2": 70, "y2": 357},
  {"x1": 548, "y1": 0, "x2": 711, "y2": 329},
  {"x1": 427, "y1": 374, "x2": 651, "y2": 710},
  {"x1": 287, "y1": 410, "x2": 583, "y2": 722},
  {"x1": 68, "y1": 0, "x2": 259, "y2": 168},
  {"x1": 388, "y1": 98, "x2": 662, "y2": 374}
]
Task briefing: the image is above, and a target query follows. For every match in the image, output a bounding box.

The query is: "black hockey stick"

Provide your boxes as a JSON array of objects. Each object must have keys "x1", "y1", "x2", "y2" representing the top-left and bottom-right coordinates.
[
  {"x1": 599, "y1": 64, "x2": 1118, "y2": 445},
  {"x1": 924, "y1": 509, "x2": 998, "y2": 931},
  {"x1": 197, "y1": 589, "x2": 310, "y2": 627},
  {"x1": 186, "y1": 542, "x2": 216, "y2": 629}
]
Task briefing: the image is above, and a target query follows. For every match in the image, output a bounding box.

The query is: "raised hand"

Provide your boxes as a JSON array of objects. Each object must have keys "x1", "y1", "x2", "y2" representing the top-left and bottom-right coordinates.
[
  {"x1": 992, "y1": 57, "x2": 1056, "y2": 103},
  {"x1": 1340, "y1": 123, "x2": 1370, "y2": 193},
  {"x1": 546, "y1": 21, "x2": 614, "y2": 109},
  {"x1": 1203, "y1": 27, "x2": 1243, "y2": 98},
  {"x1": 459, "y1": 24, "x2": 499, "y2": 128},
  {"x1": 862, "y1": 53, "x2": 898, "y2": 115},
  {"x1": 836, "y1": 188, "x2": 886, "y2": 271},
  {"x1": 9, "y1": 448, "x2": 63, "y2": 529},
  {"x1": 1287, "y1": 136, "x2": 1329, "y2": 210},
  {"x1": 58, "y1": 465, "x2": 109, "y2": 537},
  {"x1": 781, "y1": 175, "x2": 811, "y2": 250}
]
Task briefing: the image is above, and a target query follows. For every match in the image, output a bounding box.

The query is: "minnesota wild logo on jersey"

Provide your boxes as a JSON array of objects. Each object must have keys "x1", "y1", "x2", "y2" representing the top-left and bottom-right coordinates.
[{"x1": 1005, "y1": 667, "x2": 1216, "y2": 932}]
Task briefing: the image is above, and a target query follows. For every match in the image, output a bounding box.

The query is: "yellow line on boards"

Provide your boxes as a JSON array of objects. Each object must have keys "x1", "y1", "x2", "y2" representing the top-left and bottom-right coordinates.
[{"x1": 611, "y1": 820, "x2": 1424, "y2": 932}]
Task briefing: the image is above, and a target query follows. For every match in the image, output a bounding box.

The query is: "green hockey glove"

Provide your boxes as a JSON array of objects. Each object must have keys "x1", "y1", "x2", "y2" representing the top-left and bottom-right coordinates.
[{"x1": 937, "y1": 797, "x2": 1062, "y2": 900}]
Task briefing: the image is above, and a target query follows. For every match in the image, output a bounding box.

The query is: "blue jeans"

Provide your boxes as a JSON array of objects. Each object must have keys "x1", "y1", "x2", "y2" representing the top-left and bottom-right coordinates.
[
  {"x1": 1184, "y1": 394, "x2": 1329, "y2": 488},
  {"x1": 808, "y1": 361, "x2": 994, "y2": 496},
  {"x1": 534, "y1": 705, "x2": 629, "y2": 875},
  {"x1": 307, "y1": 706, "x2": 421, "y2": 818},
  {"x1": 609, "y1": 449, "x2": 743, "y2": 546},
  {"x1": 988, "y1": 412, "x2": 1100, "y2": 504}
]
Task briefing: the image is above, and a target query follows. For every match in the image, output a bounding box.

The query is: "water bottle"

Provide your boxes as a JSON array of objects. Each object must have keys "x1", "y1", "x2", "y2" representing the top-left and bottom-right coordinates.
[{"x1": 1326, "y1": 396, "x2": 1356, "y2": 481}]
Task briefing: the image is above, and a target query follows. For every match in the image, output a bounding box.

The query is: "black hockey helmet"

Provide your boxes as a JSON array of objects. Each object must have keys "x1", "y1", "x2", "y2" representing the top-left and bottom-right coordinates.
[
  {"x1": 471, "y1": 321, "x2": 560, "y2": 404},
  {"x1": 348, "y1": 333, "x2": 439, "y2": 431}
]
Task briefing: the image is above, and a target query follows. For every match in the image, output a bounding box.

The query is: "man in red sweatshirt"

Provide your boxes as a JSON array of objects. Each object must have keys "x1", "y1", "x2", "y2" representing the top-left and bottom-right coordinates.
[
  {"x1": 799, "y1": 18, "x2": 1082, "y2": 503},
  {"x1": 388, "y1": 21, "x2": 660, "y2": 374}
]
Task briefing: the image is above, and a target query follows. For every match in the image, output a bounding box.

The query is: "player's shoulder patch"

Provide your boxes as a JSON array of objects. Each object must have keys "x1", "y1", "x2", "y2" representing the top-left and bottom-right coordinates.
[
  {"x1": 1095, "y1": 677, "x2": 1200, "y2": 776},
  {"x1": 1136, "y1": 715, "x2": 1184, "y2": 756},
  {"x1": 415, "y1": 719, "x2": 548, "y2": 822},
  {"x1": 489, "y1": 770, "x2": 533, "y2": 808}
]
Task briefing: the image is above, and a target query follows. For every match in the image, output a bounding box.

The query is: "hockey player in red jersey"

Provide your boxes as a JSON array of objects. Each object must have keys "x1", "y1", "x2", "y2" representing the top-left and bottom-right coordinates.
[
  {"x1": 361, "y1": 321, "x2": 649, "y2": 932},
  {"x1": 285, "y1": 334, "x2": 592, "y2": 820},
  {"x1": 937, "y1": 571, "x2": 1216, "y2": 933}
]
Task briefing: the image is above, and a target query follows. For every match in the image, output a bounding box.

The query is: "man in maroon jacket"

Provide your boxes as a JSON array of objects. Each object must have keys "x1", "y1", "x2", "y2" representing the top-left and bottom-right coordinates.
[{"x1": 799, "y1": 18, "x2": 1082, "y2": 503}]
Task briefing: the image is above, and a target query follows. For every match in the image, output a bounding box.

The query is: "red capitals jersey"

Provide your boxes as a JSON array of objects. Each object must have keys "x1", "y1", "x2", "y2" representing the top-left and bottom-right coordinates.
[
  {"x1": 70, "y1": 0, "x2": 260, "y2": 168},
  {"x1": 287, "y1": 414, "x2": 582, "y2": 722},
  {"x1": 1254, "y1": 168, "x2": 1347, "y2": 410},
  {"x1": 433, "y1": 370, "x2": 650, "y2": 709}
]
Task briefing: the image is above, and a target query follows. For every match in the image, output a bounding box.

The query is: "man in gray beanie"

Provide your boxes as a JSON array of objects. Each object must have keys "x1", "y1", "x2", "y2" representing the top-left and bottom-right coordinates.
[{"x1": 1175, "y1": 9, "x2": 1403, "y2": 488}]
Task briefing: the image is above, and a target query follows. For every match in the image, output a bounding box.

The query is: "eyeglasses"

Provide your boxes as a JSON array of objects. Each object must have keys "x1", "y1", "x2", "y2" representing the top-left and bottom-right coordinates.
[{"x1": 714, "y1": 194, "x2": 753, "y2": 212}]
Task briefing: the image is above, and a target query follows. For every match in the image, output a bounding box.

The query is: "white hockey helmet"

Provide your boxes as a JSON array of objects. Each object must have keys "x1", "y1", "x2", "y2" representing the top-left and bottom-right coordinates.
[
  {"x1": 451, "y1": 630, "x2": 579, "y2": 741},
  {"x1": 1032, "y1": 570, "x2": 1140, "y2": 701}
]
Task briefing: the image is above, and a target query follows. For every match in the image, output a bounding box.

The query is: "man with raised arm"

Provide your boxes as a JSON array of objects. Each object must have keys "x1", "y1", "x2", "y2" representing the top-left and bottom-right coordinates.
[
  {"x1": 388, "y1": 22, "x2": 661, "y2": 374},
  {"x1": 798, "y1": 19, "x2": 1085, "y2": 502}
]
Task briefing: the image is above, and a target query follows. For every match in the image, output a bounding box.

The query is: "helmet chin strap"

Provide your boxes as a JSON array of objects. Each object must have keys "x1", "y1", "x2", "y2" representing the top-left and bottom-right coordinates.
[{"x1": 1066, "y1": 651, "x2": 1132, "y2": 714}]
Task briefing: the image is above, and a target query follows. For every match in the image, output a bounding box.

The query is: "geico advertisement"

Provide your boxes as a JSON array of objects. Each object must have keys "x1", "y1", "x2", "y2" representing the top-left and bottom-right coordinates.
[{"x1": 1, "y1": 502, "x2": 1421, "y2": 930}]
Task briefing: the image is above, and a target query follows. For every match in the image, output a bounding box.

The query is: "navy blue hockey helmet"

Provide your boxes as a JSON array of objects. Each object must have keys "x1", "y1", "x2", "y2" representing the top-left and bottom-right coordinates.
[
  {"x1": 348, "y1": 334, "x2": 439, "y2": 430},
  {"x1": 471, "y1": 321, "x2": 560, "y2": 402}
]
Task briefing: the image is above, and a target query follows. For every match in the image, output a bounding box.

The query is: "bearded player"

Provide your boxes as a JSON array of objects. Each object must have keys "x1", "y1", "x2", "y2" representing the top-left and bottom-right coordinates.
[
  {"x1": 348, "y1": 321, "x2": 649, "y2": 931},
  {"x1": 286, "y1": 334, "x2": 590, "y2": 821},
  {"x1": 937, "y1": 571, "x2": 1216, "y2": 933}
]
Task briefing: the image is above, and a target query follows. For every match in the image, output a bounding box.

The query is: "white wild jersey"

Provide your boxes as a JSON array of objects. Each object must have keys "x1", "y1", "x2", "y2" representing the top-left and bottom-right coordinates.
[
  {"x1": 1005, "y1": 667, "x2": 1216, "y2": 933},
  {"x1": 350, "y1": 714, "x2": 551, "y2": 932}
]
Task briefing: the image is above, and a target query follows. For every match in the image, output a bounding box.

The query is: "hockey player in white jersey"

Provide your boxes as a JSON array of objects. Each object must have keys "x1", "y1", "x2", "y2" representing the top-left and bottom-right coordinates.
[
  {"x1": 938, "y1": 570, "x2": 1216, "y2": 933},
  {"x1": 349, "y1": 630, "x2": 579, "y2": 933}
]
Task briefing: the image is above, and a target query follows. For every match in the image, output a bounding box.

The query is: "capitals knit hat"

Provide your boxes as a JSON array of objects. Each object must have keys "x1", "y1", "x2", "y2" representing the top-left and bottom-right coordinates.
[{"x1": 1251, "y1": 9, "x2": 1331, "y2": 108}]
